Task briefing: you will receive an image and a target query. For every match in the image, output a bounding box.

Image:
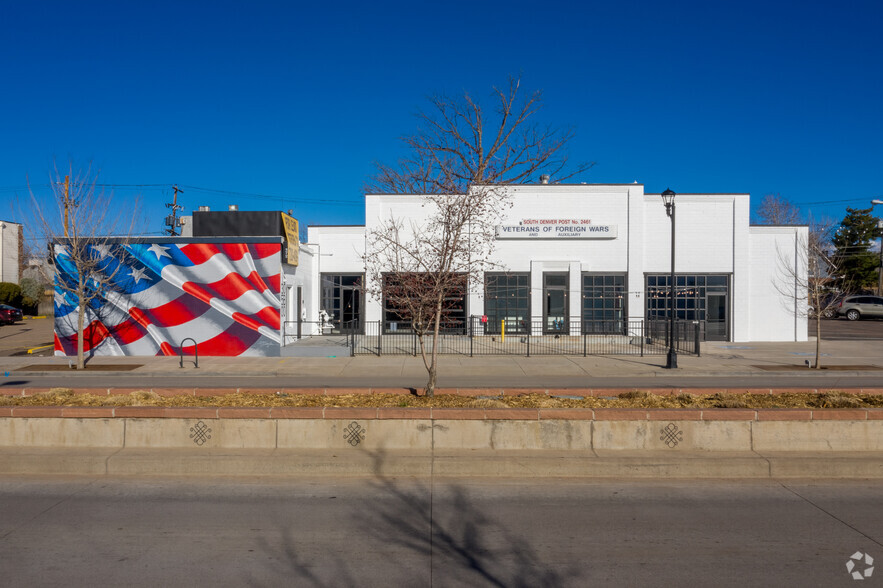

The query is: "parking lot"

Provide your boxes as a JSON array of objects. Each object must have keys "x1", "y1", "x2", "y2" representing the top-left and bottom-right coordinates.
[
  {"x1": 0, "y1": 317, "x2": 54, "y2": 357},
  {"x1": 815, "y1": 315, "x2": 883, "y2": 340}
]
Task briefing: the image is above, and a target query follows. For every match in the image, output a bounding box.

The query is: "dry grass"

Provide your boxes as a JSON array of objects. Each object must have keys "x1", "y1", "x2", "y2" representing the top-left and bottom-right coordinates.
[{"x1": 3, "y1": 388, "x2": 882, "y2": 409}]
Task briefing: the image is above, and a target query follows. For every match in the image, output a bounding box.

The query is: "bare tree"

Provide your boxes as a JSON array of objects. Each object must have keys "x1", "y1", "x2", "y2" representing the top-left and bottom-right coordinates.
[
  {"x1": 366, "y1": 76, "x2": 594, "y2": 194},
  {"x1": 775, "y1": 219, "x2": 843, "y2": 368},
  {"x1": 755, "y1": 194, "x2": 802, "y2": 225},
  {"x1": 365, "y1": 77, "x2": 590, "y2": 395},
  {"x1": 29, "y1": 164, "x2": 140, "y2": 369},
  {"x1": 364, "y1": 187, "x2": 506, "y2": 395}
]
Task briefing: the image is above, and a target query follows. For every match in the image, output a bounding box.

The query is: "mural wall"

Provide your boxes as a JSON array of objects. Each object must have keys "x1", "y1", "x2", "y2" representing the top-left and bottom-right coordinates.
[{"x1": 54, "y1": 241, "x2": 282, "y2": 357}]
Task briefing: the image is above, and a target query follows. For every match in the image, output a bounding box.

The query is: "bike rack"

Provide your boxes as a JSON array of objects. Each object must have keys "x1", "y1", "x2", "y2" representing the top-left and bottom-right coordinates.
[{"x1": 179, "y1": 337, "x2": 198, "y2": 368}]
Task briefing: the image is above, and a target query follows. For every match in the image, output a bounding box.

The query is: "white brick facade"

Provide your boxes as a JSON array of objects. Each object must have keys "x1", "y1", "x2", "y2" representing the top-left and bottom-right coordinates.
[{"x1": 307, "y1": 184, "x2": 807, "y2": 342}]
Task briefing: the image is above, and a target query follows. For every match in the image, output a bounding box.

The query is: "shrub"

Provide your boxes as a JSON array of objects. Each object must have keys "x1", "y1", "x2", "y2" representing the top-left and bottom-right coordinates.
[
  {"x1": 19, "y1": 277, "x2": 43, "y2": 301},
  {"x1": 0, "y1": 282, "x2": 23, "y2": 307},
  {"x1": 18, "y1": 277, "x2": 46, "y2": 315}
]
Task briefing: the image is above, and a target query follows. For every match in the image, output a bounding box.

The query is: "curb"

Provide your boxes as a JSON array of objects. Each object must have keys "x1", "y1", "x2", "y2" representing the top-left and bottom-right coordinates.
[
  {"x1": 1, "y1": 405, "x2": 882, "y2": 421},
  {"x1": 0, "y1": 448, "x2": 881, "y2": 479},
  {"x1": 4, "y1": 386, "x2": 883, "y2": 397}
]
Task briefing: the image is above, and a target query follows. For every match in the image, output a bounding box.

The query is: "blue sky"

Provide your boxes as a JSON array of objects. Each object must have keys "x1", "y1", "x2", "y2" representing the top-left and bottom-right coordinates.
[{"x1": 2, "y1": 0, "x2": 882, "y2": 242}]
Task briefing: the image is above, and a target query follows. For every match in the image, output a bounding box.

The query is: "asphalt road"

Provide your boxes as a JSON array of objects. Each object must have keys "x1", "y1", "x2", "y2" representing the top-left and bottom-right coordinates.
[{"x1": 0, "y1": 476, "x2": 879, "y2": 586}]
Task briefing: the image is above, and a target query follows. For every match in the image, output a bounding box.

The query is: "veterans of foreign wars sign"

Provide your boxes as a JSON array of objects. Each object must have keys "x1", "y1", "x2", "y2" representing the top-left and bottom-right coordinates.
[{"x1": 496, "y1": 219, "x2": 618, "y2": 239}]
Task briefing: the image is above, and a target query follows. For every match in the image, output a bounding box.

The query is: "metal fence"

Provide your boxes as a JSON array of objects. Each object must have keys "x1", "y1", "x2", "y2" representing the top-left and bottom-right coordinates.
[
  {"x1": 282, "y1": 319, "x2": 361, "y2": 340},
  {"x1": 348, "y1": 316, "x2": 700, "y2": 357}
]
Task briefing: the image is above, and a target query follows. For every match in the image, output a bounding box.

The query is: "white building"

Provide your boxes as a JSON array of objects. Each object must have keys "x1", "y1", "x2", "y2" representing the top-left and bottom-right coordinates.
[
  {"x1": 304, "y1": 184, "x2": 807, "y2": 343},
  {"x1": 0, "y1": 220, "x2": 23, "y2": 284}
]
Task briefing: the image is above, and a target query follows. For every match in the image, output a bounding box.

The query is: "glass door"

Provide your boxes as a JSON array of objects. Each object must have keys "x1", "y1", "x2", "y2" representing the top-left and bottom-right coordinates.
[
  {"x1": 543, "y1": 273, "x2": 568, "y2": 334},
  {"x1": 321, "y1": 274, "x2": 363, "y2": 334},
  {"x1": 706, "y1": 293, "x2": 727, "y2": 340},
  {"x1": 341, "y1": 285, "x2": 361, "y2": 332}
]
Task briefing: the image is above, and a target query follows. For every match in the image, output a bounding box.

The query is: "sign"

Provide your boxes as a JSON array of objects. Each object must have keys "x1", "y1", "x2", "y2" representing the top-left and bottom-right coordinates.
[
  {"x1": 281, "y1": 213, "x2": 299, "y2": 266},
  {"x1": 495, "y1": 219, "x2": 617, "y2": 239}
]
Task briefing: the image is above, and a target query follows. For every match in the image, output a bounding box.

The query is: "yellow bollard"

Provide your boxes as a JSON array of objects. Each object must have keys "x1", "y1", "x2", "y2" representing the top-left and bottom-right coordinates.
[{"x1": 501, "y1": 320, "x2": 505, "y2": 342}]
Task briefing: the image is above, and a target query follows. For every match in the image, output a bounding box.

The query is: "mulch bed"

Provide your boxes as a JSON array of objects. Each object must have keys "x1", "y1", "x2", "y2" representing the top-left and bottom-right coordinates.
[
  {"x1": 15, "y1": 364, "x2": 144, "y2": 372},
  {"x1": 753, "y1": 365, "x2": 882, "y2": 371},
  {"x1": 2, "y1": 389, "x2": 882, "y2": 410}
]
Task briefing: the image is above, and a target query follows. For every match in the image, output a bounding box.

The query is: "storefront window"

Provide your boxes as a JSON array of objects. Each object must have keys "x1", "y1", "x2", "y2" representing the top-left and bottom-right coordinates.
[
  {"x1": 645, "y1": 274, "x2": 729, "y2": 340},
  {"x1": 484, "y1": 273, "x2": 529, "y2": 334},
  {"x1": 382, "y1": 273, "x2": 467, "y2": 333},
  {"x1": 582, "y1": 274, "x2": 625, "y2": 332}
]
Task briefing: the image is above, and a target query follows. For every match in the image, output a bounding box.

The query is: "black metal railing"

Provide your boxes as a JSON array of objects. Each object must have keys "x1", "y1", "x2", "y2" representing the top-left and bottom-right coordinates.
[
  {"x1": 283, "y1": 320, "x2": 313, "y2": 340},
  {"x1": 645, "y1": 319, "x2": 702, "y2": 356},
  {"x1": 350, "y1": 316, "x2": 701, "y2": 357},
  {"x1": 282, "y1": 319, "x2": 364, "y2": 341}
]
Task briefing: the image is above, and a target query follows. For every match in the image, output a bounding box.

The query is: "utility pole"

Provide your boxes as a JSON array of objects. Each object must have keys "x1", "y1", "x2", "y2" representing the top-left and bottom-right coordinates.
[
  {"x1": 165, "y1": 185, "x2": 184, "y2": 236},
  {"x1": 63, "y1": 175, "x2": 71, "y2": 237},
  {"x1": 873, "y1": 199, "x2": 883, "y2": 295}
]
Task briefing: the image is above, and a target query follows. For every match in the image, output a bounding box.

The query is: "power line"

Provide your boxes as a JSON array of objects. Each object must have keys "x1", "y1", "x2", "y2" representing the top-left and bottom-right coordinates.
[
  {"x1": 802, "y1": 197, "x2": 883, "y2": 205},
  {"x1": 178, "y1": 184, "x2": 363, "y2": 206},
  {"x1": 3, "y1": 181, "x2": 365, "y2": 207},
  {"x1": 21, "y1": 231, "x2": 167, "y2": 242},
  {"x1": 92, "y1": 183, "x2": 169, "y2": 188},
  {"x1": 0, "y1": 184, "x2": 50, "y2": 193}
]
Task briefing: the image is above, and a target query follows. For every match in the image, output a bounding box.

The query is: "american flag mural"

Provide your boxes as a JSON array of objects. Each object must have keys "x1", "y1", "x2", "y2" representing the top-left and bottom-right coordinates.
[{"x1": 54, "y1": 240, "x2": 282, "y2": 357}]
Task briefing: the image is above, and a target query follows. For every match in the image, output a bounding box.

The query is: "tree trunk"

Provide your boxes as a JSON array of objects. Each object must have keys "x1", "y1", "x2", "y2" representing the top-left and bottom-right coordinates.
[
  {"x1": 76, "y1": 278, "x2": 85, "y2": 370},
  {"x1": 416, "y1": 330, "x2": 431, "y2": 394},
  {"x1": 813, "y1": 314, "x2": 822, "y2": 369},
  {"x1": 425, "y1": 309, "x2": 443, "y2": 397},
  {"x1": 425, "y1": 361, "x2": 437, "y2": 398}
]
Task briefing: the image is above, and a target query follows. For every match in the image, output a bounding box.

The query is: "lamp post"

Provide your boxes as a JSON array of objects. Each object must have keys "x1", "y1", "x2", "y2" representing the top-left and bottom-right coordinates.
[
  {"x1": 662, "y1": 188, "x2": 677, "y2": 369},
  {"x1": 872, "y1": 199, "x2": 883, "y2": 296}
]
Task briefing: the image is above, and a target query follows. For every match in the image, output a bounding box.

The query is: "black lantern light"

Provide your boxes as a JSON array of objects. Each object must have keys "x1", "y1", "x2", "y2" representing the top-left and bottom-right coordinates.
[{"x1": 661, "y1": 188, "x2": 677, "y2": 369}]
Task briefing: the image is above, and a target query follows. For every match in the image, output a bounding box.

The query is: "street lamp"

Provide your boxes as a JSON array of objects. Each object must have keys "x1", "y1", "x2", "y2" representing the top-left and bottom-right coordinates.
[
  {"x1": 872, "y1": 199, "x2": 883, "y2": 296},
  {"x1": 661, "y1": 188, "x2": 677, "y2": 369}
]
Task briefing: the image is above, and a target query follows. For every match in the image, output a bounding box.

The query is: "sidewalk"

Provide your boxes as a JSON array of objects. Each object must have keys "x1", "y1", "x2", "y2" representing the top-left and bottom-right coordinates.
[{"x1": 3, "y1": 339, "x2": 883, "y2": 390}]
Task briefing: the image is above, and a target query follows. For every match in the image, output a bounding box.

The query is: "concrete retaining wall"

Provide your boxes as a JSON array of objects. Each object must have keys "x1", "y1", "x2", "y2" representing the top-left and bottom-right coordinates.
[{"x1": 1, "y1": 409, "x2": 881, "y2": 452}]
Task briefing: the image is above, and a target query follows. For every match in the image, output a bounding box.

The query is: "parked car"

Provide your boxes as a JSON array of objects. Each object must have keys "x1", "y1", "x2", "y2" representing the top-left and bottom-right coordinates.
[
  {"x1": 0, "y1": 304, "x2": 23, "y2": 325},
  {"x1": 809, "y1": 293, "x2": 842, "y2": 319},
  {"x1": 837, "y1": 295, "x2": 883, "y2": 321}
]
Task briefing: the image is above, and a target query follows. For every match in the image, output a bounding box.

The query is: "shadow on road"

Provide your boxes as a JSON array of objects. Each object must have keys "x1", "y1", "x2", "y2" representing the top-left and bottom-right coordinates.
[
  {"x1": 252, "y1": 527, "x2": 360, "y2": 588},
  {"x1": 361, "y1": 450, "x2": 581, "y2": 586},
  {"x1": 250, "y1": 449, "x2": 581, "y2": 586}
]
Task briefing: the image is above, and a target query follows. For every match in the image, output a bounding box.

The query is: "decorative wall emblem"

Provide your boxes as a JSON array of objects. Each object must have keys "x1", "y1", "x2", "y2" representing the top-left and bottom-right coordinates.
[
  {"x1": 343, "y1": 421, "x2": 366, "y2": 447},
  {"x1": 189, "y1": 421, "x2": 212, "y2": 446},
  {"x1": 659, "y1": 422, "x2": 684, "y2": 448}
]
